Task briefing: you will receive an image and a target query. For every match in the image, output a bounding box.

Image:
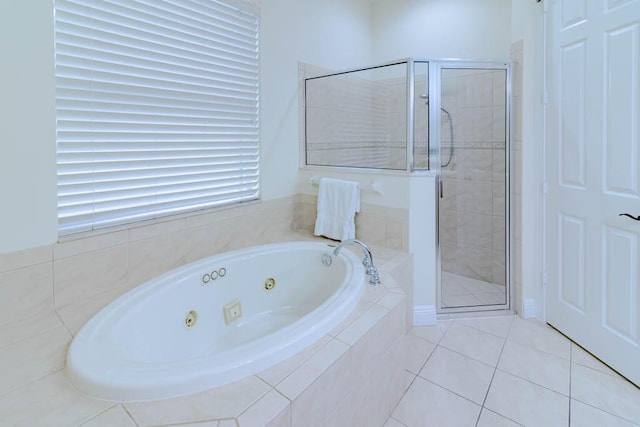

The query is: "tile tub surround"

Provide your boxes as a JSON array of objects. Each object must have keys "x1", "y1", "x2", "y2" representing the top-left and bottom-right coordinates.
[
  {"x1": 293, "y1": 193, "x2": 410, "y2": 252},
  {"x1": 0, "y1": 203, "x2": 412, "y2": 426}
]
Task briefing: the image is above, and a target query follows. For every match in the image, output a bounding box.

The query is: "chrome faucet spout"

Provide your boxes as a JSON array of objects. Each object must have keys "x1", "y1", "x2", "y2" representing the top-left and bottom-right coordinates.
[{"x1": 333, "y1": 239, "x2": 380, "y2": 286}]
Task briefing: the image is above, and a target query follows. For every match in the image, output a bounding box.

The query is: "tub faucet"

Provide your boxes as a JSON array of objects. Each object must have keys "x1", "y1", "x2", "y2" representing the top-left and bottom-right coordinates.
[{"x1": 333, "y1": 239, "x2": 380, "y2": 286}]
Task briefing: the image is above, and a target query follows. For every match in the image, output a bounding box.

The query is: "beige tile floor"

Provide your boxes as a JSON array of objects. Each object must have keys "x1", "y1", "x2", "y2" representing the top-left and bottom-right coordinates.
[{"x1": 386, "y1": 316, "x2": 640, "y2": 427}]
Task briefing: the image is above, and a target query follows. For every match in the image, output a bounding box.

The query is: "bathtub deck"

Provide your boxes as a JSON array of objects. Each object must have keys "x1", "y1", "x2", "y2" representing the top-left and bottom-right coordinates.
[{"x1": 0, "y1": 240, "x2": 413, "y2": 427}]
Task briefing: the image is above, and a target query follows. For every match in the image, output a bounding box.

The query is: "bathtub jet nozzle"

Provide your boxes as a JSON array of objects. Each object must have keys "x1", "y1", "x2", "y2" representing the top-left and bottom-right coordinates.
[{"x1": 333, "y1": 239, "x2": 381, "y2": 286}]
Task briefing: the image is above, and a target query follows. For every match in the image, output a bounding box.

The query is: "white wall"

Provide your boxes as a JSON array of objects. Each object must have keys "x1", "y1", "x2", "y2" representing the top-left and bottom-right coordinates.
[
  {"x1": 0, "y1": 2, "x2": 57, "y2": 254},
  {"x1": 260, "y1": 0, "x2": 375, "y2": 201},
  {"x1": 511, "y1": 0, "x2": 545, "y2": 320},
  {"x1": 0, "y1": 0, "x2": 375, "y2": 254},
  {"x1": 372, "y1": 0, "x2": 512, "y2": 63}
]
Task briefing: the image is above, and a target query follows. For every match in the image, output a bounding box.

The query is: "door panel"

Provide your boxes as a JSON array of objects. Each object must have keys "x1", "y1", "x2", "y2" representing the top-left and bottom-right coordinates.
[
  {"x1": 558, "y1": 214, "x2": 586, "y2": 313},
  {"x1": 603, "y1": 227, "x2": 638, "y2": 342},
  {"x1": 546, "y1": 0, "x2": 640, "y2": 386},
  {"x1": 559, "y1": 41, "x2": 587, "y2": 188},
  {"x1": 605, "y1": 24, "x2": 639, "y2": 195}
]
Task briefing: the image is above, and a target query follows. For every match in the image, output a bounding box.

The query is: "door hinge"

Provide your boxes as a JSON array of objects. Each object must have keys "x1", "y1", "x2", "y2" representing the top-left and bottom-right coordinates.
[
  {"x1": 542, "y1": 181, "x2": 548, "y2": 194},
  {"x1": 543, "y1": 271, "x2": 548, "y2": 286}
]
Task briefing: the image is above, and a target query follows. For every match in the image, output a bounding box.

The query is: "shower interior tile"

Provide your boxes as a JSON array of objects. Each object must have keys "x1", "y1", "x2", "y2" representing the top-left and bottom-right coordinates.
[
  {"x1": 440, "y1": 179, "x2": 458, "y2": 211},
  {"x1": 455, "y1": 148, "x2": 494, "y2": 181},
  {"x1": 459, "y1": 107, "x2": 494, "y2": 142},
  {"x1": 493, "y1": 182, "x2": 506, "y2": 217},
  {"x1": 456, "y1": 179, "x2": 493, "y2": 215},
  {"x1": 467, "y1": 72, "x2": 495, "y2": 108},
  {"x1": 492, "y1": 105, "x2": 507, "y2": 141},
  {"x1": 492, "y1": 70, "x2": 507, "y2": 106},
  {"x1": 456, "y1": 244, "x2": 494, "y2": 283},
  {"x1": 492, "y1": 250, "x2": 506, "y2": 286},
  {"x1": 492, "y1": 148, "x2": 506, "y2": 182},
  {"x1": 493, "y1": 216, "x2": 506, "y2": 252},
  {"x1": 457, "y1": 213, "x2": 493, "y2": 249}
]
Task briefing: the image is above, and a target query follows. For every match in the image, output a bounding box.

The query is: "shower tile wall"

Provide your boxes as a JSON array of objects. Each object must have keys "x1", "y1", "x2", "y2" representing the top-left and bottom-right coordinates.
[
  {"x1": 440, "y1": 69, "x2": 506, "y2": 286},
  {"x1": 302, "y1": 63, "x2": 407, "y2": 170}
]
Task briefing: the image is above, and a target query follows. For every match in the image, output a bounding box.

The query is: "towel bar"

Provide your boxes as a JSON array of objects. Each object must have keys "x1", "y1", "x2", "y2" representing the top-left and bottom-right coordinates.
[{"x1": 309, "y1": 176, "x2": 384, "y2": 195}]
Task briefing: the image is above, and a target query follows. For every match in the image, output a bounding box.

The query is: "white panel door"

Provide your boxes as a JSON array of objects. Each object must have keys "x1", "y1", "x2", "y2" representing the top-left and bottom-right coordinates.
[{"x1": 546, "y1": 0, "x2": 640, "y2": 386}]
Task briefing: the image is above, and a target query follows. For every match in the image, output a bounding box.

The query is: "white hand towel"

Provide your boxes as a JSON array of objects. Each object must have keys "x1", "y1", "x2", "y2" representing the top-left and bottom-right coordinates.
[{"x1": 314, "y1": 178, "x2": 360, "y2": 241}]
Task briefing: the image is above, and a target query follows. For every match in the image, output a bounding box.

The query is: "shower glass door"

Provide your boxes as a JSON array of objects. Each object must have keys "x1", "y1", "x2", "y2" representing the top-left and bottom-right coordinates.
[{"x1": 437, "y1": 64, "x2": 510, "y2": 312}]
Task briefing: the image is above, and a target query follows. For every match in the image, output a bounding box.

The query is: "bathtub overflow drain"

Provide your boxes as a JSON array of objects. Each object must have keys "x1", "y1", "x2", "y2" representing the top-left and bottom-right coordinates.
[
  {"x1": 322, "y1": 253, "x2": 333, "y2": 266},
  {"x1": 264, "y1": 277, "x2": 276, "y2": 291},
  {"x1": 185, "y1": 310, "x2": 198, "y2": 328}
]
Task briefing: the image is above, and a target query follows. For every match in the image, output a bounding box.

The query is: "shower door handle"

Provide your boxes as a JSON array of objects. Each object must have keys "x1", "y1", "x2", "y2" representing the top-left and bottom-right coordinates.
[{"x1": 619, "y1": 213, "x2": 640, "y2": 221}]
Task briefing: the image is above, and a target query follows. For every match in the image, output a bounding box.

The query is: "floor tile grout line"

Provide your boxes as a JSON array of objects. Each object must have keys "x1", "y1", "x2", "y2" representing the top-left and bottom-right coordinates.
[
  {"x1": 451, "y1": 319, "x2": 512, "y2": 339},
  {"x1": 390, "y1": 339, "x2": 440, "y2": 417},
  {"x1": 474, "y1": 316, "x2": 513, "y2": 427},
  {"x1": 436, "y1": 340, "x2": 504, "y2": 369},
  {"x1": 452, "y1": 315, "x2": 516, "y2": 340},
  {"x1": 505, "y1": 336, "x2": 572, "y2": 361},
  {"x1": 422, "y1": 376, "x2": 484, "y2": 410},
  {"x1": 388, "y1": 322, "x2": 452, "y2": 421},
  {"x1": 569, "y1": 397, "x2": 640, "y2": 426},
  {"x1": 415, "y1": 343, "x2": 497, "y2": 383},
  {"x1": 492, "y1": 367, "x2": 572, "y2": 398},
  {"x1": 387, "y1": 415, "x2": 409, "y2": 427},
  {"x1": 568, "y1": 343, "x2": 573, "y2": 426}
]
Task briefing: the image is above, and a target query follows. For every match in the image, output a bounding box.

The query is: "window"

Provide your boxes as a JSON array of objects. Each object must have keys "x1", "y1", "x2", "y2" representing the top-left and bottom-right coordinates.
[{"x1": 55, "y1": 0, "x2": 259, "y2": 235}]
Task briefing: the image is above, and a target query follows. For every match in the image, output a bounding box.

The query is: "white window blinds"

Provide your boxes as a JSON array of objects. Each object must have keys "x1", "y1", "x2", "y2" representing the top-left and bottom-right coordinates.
[{"x1": 55, "y1": 0, "x2": 259, "y2": 235}]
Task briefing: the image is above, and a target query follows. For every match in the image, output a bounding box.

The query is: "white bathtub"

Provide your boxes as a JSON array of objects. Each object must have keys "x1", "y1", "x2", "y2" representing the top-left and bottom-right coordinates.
[{"x1": 66, "y1": 241, "x2": 365, "y2": 402}]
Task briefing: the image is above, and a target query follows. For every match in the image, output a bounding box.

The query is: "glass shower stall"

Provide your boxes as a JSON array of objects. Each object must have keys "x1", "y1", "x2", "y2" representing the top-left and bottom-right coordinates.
[{"x1": 304, "y1": 59, "x2": 511, "y2": 314}]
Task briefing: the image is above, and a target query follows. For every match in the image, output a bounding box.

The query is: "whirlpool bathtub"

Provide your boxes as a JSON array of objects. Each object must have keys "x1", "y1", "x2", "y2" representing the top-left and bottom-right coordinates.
[{"x1": 66, "y1": 241, "x2": 365, "y2": 402}]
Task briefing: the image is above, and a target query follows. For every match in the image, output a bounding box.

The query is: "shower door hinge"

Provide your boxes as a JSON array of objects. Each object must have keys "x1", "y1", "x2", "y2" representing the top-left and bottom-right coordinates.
[
  {"x1": 543, "y1": 271, "x2": 548, "y2": 286},
  {"x1": 543, "y1": 91, "x2": 550, "y2": 104},
  {"x1": 542, "y1": 181, "x2": 548, "y2": 194}
]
